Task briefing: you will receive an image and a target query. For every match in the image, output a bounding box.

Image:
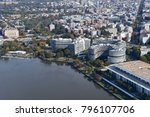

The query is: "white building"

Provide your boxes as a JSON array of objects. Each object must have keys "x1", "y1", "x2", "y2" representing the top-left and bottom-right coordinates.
[
  {"x1": 107, "y1": 61, "x2": 150, "y2": 96},
  {"x1": 108, "y1": 42, "x2": 126, "y2": 64},
  {"x1": 88, "y1": 39, "x2": 126, "y2": 63},
  {"x1": 144, "y1": 22, "x2": 150, "y2": 31},
  {"x1": 0, "y1": 39, "x2": 4, "y2": 46},
  {"x1": 107, "y1": 28, "x2": 118, "y2": 37},
  {"x1": 50, "y1": 37, "x2": 91, "y2": 54},
  {"x1": 140, "y1": 46, "x2": 150, "y2": 56},
  {"x1": 50, "y1": 38, "x2": 73, "y2": 50},
  {"x1": 69, "y1": 38, "x2": 91, "y2": 55},
  {"x1": 0, "y1": 0, "x2": 18, "y2": 4},
  {"x1": 3, "y1": 27, "x2": 19, "y2": 39},
  {"x1": 140, "y1": 32, "x2": 150, "y2": 44},
  {"x1": 8, "y1": 51, "x2": 26, "y2": 55},
  {"x1": 88, "y1": 44, "x2": 110, "y2": 60},
  {"x1": 91, "y1": 30, "x2": 97, "y2": 37},
  {"x1": 49, "y1": 24, "x2": 55, "y2": 31}
]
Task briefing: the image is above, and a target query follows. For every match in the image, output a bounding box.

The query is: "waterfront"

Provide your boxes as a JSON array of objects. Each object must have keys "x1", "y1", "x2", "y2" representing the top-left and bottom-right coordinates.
[{"x1": 0, "y1": 58, "x2": 116, "y2": 100}]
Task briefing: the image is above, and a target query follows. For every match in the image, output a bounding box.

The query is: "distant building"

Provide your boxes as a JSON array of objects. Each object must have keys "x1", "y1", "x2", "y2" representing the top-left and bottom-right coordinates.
[
  {"x1": 108, "y1": 16, "x2": 120, "y2": 23},
  {"x1": 50, "y1": 37, "x2": 91, "y2": 54},
  {"x1": 107, "y1": 61, "x2": 150, "y2": 96},
  {"x1": 0, "y1": 35, "x2": 4, "y2": 46},
  {"x1": 50, "y1": 38, "x2": 73, "y2": 50},
  {"x1": 140, "y1": 46, "x2": 150, "y2": 56},
  {"x1": 69, "y1": 38, "x2": 91, "y2": 55},
  {"x1": 88, "y1": 39, "x2": 126, "y2": 64},
  {"x1": 107, "y1": 28, "x2": 118, "y2": 37},
  {"x1": 120, "y1": 32, "x2": 128, "y2": 40},
  {"x1": 3, "y1": 27, "x2": 19, "y2": 39},
  {"x1": 0, "y1": 39, "x2": 4, "y2": 46},
  {"x1": 88, "y1": 44, "x2": 110, "y2": 60},
  {"x1": 49, "y1": 24, "x2": 55, "y2": 31},
  {"x1": 0, "y1": 35, "x2": 3, "y2": 40},
  {"x1": 91, "y1": 30, "x2": 97, "y2": 37},
  {"x1": 0, "y1": 0, "x2": 18, "y2": 4},
  {"x1": 145, "y1": 2, "x2": 150, "y2": 8},
  {"x1": 143, "y1": 13, "x2": 150, "y2": 20},
  {"x1": 13, "y1": 21, "x2": 25, "y2": 31},
  {"x1": 8, "y1": 51, "x2": 26, "y2": 55},
  {"x1": 140, "y1": 30, "x2": 150, "y2": 44},
  {"x1": 143, "y1": 22, "x2": 150, "y2": 31}
]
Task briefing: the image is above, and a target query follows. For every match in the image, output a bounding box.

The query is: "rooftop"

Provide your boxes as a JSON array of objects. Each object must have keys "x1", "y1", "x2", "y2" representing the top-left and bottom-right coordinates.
[{"x1": 117, "y1": 61, "x2": 150, "y2": 80}]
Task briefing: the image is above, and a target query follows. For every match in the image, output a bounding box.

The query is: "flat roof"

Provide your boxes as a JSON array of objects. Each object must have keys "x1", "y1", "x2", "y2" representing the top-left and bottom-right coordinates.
[
  {"x1": 116, "y1": 61, "x2": 150, "y2": 80},
  {"x1": 107, "y1": 65, "x2": 150, "y2": 91}
]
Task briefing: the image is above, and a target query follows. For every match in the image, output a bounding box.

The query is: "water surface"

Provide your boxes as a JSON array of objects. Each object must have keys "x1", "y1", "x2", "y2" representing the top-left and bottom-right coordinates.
[{"x1": 0, "y1": 58, "x2": 116, "y2": 100}]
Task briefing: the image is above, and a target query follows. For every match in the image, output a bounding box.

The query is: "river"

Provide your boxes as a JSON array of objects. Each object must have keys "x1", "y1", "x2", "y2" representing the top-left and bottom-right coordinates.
[{"x1": 0, "y1": 58, "x2": 116, "y2": 100}]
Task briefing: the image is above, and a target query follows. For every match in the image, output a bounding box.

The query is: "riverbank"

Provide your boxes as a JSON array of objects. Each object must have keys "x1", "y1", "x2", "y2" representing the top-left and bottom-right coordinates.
[
  {"x1": 41, "y1": 56, "x2": 134, "y2": 100},
  {"x1": 70, "y1": 64, "x2": 133, "y2": 100}
]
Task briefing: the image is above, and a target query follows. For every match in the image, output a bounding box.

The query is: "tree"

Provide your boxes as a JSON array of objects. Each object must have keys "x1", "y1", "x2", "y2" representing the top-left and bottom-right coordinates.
[
  {"x1": 19, "y1": 30, "x2": 26, "y2": 37},
  {"x1": 56, "y1": 51, "x2": 64, "y2": 58},
  {"x1": 132, "y1": 47, "x2": 141, "y2": 59},
  {"x1": 74, "y1": 59, "x2": 81, "y2": 65},
  {"x1": 25, "y1": 47, "x2": 34, "y2": 53},
  {"x1": 145, "y1": 54, "x2": 150, "y2": 61},
  {"x1": 100, "y1": 27, "x2": 111, "y2": 38},
  {"x1": 93, "y1": 73, "x2": 102, "y2": 81},
  {"x1": 32, "y1": 38, "x2": 37, "y2": 45},
  {"x1": 62, "y1": 32, "x2": 71, "y2": 38},
  {"x1": 64, "y1": 49, "x2": 72, "y2": 57},
  {"x1": 93, "y1": 59, "x2": 105, "y2": 68},
  {"x1": 34, "y1": 46, "x2": 44, "y2": 57},
  {"x1": 52, "y1": 25, "x2": 66, "y2": 35},
  {"x1": 2, "y1": 40, "x2": 24, "y2": 51},
  {"x1": 33, "y1": 28, "x2": 41, "y2": 34},
  {"x1": 140, "y1": 55, "x2": 148, "y2": 62},
  {"x1": 44, "y1": 51, "x2": 52, "y2": 58},
  {"x1": 126, "y1": 48, "x2": 131, "y2": 55},
  {"x1": 85, "y1": 66, "x2": 93, "y2": 74},
  {"x1": 38, "y1": 41, "x2": 46, "y2": 48}
]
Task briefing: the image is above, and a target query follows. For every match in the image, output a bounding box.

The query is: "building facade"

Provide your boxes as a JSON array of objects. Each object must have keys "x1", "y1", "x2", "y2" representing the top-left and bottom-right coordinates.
[
  {"x1": 107, "y1": 61, "x2": 150, "y2": 96},
  {"x1": 3, "y1": 27, "x2": 19, "y2": 39},
  {"x1": 108, "y1": 40, "x2": 126, "y2": 63},
  {"x1": 88, "y1": 39, "x2": 126, "y2": 63},
  {"x1": 140, "y1": 46, "x2": 150, "y2": 56},
  {"x1": 50, "y1": 38, "x2": 73, "y2": 50},
  {"x1": 50, "y1": 37, "x2": 90, "y2": 55},
  {"x1": 69, "y1": 38, "x2": 91, "y2": 55},
  {"x1": 88, "y1": 44, "x2": 110, "y2": 60}
]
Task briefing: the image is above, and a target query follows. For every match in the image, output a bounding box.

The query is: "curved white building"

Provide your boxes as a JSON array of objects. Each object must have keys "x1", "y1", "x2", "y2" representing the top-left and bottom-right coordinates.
[
  {"x1": 108, "y1": 48, "x2": 126, "y2": 64},
  {"x1": 88, "y1": 39, "x2": 126, "y2": 64},
  {"x1": 108, "y1": 41, "x2": 126, "y2": 64}
]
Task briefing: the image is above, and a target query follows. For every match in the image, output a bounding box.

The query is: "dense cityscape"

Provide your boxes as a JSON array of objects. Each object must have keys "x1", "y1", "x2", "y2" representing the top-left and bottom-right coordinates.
[{"x1": 0, "y1": 0, "x2": 150, "y2": 100}]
